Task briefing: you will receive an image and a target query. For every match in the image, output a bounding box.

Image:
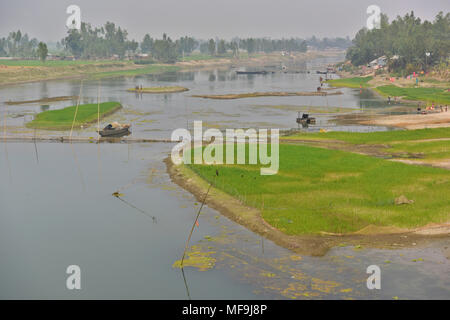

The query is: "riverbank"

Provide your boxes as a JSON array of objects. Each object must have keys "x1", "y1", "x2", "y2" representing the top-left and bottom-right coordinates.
[
  {"x1": 361, "y1": 111, "x2": 450, "y2": 130},
  {"x1": 326, "y1": 74, "x2": 450, "y2": 105},
  {"x1": 126, "y1": 86, "x2": 188, "y2": 93},
  {"x1": 0, "y1": 60, "x2": 160, "y2": 86},
  {"x1": 0, "y1": 50, "x2": 334, "y2": 87},
  {"x1": 165, "y1": 139, "x2": 450, "y2": 256},
  {"x1": 192, "y1": 90, "x2": 342, "y2": 100}
]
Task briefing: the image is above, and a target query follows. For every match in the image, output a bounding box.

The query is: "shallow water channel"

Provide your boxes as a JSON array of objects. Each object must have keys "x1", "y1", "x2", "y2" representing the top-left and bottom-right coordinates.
[{"x1": 1, "y1": 57, "x2": 449, "y2": 299}]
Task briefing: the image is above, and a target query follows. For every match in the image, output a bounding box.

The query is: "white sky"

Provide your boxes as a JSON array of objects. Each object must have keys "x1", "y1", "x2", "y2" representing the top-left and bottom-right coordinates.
[{"x1": 0, "y1": 0, "x2": 449, "y2": 41}]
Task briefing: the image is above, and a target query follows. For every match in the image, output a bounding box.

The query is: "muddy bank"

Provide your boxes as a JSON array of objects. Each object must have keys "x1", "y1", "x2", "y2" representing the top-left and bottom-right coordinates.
[
  {"x1": 192, "y1": 90, "x2": 343, "y2": 100},
  {"x1": 164, "y1": 157, "x2": 450, "y2": 256},
  {"x1": 127, "y1": 86, "x2": 189, "y2": 93},
  {"x1": 360, "y1": 112, "x2": 450, "y2": 130},
  {"x1": 5, "y1": 95, "x2": 78, "y2": 105}
]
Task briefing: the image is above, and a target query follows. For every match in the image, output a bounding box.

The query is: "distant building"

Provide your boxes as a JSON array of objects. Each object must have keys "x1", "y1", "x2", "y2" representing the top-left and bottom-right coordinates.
[{"x1": 369, "y1": 55, "x2": 387, "y2": 68}]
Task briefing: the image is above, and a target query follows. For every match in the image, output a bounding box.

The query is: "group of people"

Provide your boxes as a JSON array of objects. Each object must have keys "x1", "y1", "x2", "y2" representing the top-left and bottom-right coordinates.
[{"x1": 417, "y1": 103, "x2": 448, "y2": 114}]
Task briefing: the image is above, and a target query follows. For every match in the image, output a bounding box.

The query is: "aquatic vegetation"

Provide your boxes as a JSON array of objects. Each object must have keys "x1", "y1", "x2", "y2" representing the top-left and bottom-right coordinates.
[
  {"x1": 26, "y1": 101, "x2": 121, "y2": 130},
  {"x1": 172, "y1": 245, "x2": 216, "y2": 271}
]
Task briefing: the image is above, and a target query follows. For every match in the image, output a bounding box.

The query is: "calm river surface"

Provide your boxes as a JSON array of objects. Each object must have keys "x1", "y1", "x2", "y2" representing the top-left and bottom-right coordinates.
[{"x1": 1, "y1": 56, "x2": 449, "y2": 299}]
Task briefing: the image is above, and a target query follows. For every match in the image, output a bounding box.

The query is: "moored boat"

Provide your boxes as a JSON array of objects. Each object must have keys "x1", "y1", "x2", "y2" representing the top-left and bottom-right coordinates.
[{"x1": 98, "y1": 122, "x2": 131, "y2": 137}]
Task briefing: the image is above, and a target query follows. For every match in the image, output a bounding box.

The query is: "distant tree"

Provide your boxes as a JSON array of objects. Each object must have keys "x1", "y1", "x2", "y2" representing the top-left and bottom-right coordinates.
[
  {"x1": 62, "y1": 29, "x2": 83, "y2": 57},
  {"x1": 229, "y1": 41, "x2": 239, "y2": 57},
  {"x1": 199, "y1": 41, "x2": 209, "y2": 54},
  {"x1": 37, "y1": 42, "x2": 48, "y2": 62},
  {"x1": 127, "y1": 40, "x2": 138, "y2": 53},
  {"x1": 141, "y1": 34, "x2": 154, "y2": 53},
  {"x1": 152, "y1": 34, "x2": 178, "y2": 63},
  {"x1": 246, "y1": 38, "x2": 255, "y2": 55},
  {"x1": 208, "y1": 39, "x2": 216, "y2": 56},
  {"x1": 217, "y1": 39, "x2": 226, "y2": 55}
]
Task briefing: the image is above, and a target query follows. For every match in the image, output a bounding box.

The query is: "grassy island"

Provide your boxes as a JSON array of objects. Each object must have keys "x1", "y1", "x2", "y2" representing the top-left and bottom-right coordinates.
[{"x1": 26, "y1": 101, "x2": 122, "y2": 130}]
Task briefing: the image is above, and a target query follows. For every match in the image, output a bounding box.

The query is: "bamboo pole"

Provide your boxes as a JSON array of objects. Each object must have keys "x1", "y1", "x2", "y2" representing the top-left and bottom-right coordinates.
[
  {"x1": 180, "y1": 170, "x2": 218, "y2": 267},
  {"x1": 97, "y1": 80, "x2": 101, "y2": 141},
  {"x1": 69, "y1": 81, "x2": 83, "y2": 140}
]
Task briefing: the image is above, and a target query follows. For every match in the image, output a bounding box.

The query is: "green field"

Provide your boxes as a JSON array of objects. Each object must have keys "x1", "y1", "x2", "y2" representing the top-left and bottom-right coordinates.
[
  {"x1": 386, "y1": 140, "x2": 450, "y2": 160},
  {"x1": 283, "y1": 127, "x2": 450, "y2": 144},
  {"x1": 283, "y1": 127, "x2": 450, "y2": 161},
  {"x1": 326, "y1": 76, "x2": 373, "y2": 88},
  {"x1": 0, "y1": 59, "x2": 123, "y2": 67},
  {"x1": 374, "y1": 85, "x2": 450, "y2": 104},
  {"x1": 26, "y1": 101, "x2": 121, "y2": 130},
  {"x1": 187, "y1": 143, "x2": 450, "y2": 235}
]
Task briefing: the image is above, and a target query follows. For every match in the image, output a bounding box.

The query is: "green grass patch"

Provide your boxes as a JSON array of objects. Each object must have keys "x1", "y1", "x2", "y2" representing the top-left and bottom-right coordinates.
[
  {"x1": 326, "y1": 76, "x2": 373, "y2": 88},
  {"x1": 283, "y1": 127, "x2": 450, "y2": 144},
  {"x1": 26, "y1": 101, "x2": 121, "y2": 130},
  {"x1": 187, "y1": 144, "x2": 450, "y2": 234},
  {"x1": 374, "y1": 85, "x2": 450, "y2": 104},
  {"x1": 386, "y1": 140, "x2": 450, "y2": 160}
]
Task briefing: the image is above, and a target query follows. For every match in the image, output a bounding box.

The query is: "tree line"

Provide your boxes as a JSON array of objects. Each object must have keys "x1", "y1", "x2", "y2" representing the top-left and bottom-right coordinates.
[
  {"x1": 346, "y1": 11, "x2": 450, "y2": 72},
  {"x1": 0, "y1": 30, "x2": 39, "y2": 57},
  {"x1": 1, "y1": 21, "x2": 354, "y2": 63}
]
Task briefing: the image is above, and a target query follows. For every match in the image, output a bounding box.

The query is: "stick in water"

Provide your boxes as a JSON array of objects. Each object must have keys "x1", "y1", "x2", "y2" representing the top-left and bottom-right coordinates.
[{"x1": 180, "y1": 169, "x2": 218, "y2": 267}]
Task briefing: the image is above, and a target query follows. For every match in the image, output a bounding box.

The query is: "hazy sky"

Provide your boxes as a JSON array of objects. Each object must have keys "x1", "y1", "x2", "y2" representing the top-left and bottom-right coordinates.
[{"x1": 0, "y1": 0, "x2": 449, "y2": 42}]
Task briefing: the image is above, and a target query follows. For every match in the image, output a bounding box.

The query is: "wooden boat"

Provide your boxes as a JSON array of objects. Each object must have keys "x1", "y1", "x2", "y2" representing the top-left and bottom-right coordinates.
[
  {"x1": 98, "y1": 123, "x2": 131, "y2": 137},
  {"x1": 296, "y1": 113, "x2": 316, "y2": 125}
]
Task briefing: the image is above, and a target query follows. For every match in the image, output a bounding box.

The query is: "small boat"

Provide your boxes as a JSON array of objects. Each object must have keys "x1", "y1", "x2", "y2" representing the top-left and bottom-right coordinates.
[
  {"x1": 236, "y1": 70, "x2": 269, "y2": 75},
  {"x1": 98, "y1": 122, "x2": 131, "y2": 137},
  {"x1": 296, "y1": 113, "x2": 316, "y2": 125}
]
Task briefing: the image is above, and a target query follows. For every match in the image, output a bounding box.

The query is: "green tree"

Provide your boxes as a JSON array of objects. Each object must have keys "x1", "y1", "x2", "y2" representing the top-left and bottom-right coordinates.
[
  {"x1": 208, "y1": 39, "x2": 216, "y2": 56},
  {"x1": 37, "y1": 42, "x2": 48, "y2": 62},
  {"x1": 141, "y1": 34, "x2": 154, "y2": 53},
  {"x1": 217, "y1": 39, "x2": 226, "y2": 55}
]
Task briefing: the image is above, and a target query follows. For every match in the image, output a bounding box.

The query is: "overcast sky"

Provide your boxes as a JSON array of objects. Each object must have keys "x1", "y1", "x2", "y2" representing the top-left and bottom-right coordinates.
[{"x1": 0, "y1": 0, "x2": 449, "y2": 42}]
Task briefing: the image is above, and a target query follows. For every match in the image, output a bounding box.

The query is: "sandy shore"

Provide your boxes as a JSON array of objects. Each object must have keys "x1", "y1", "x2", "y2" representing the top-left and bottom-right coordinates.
[{"x1": 362, "y1": 111, "x2": 450, "y2": 129}]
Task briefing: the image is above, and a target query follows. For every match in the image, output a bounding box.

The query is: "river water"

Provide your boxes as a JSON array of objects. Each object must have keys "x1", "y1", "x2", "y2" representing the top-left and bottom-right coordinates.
[{"x1": 1, "y1": 56, "x2": 449, "y2": 299}]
